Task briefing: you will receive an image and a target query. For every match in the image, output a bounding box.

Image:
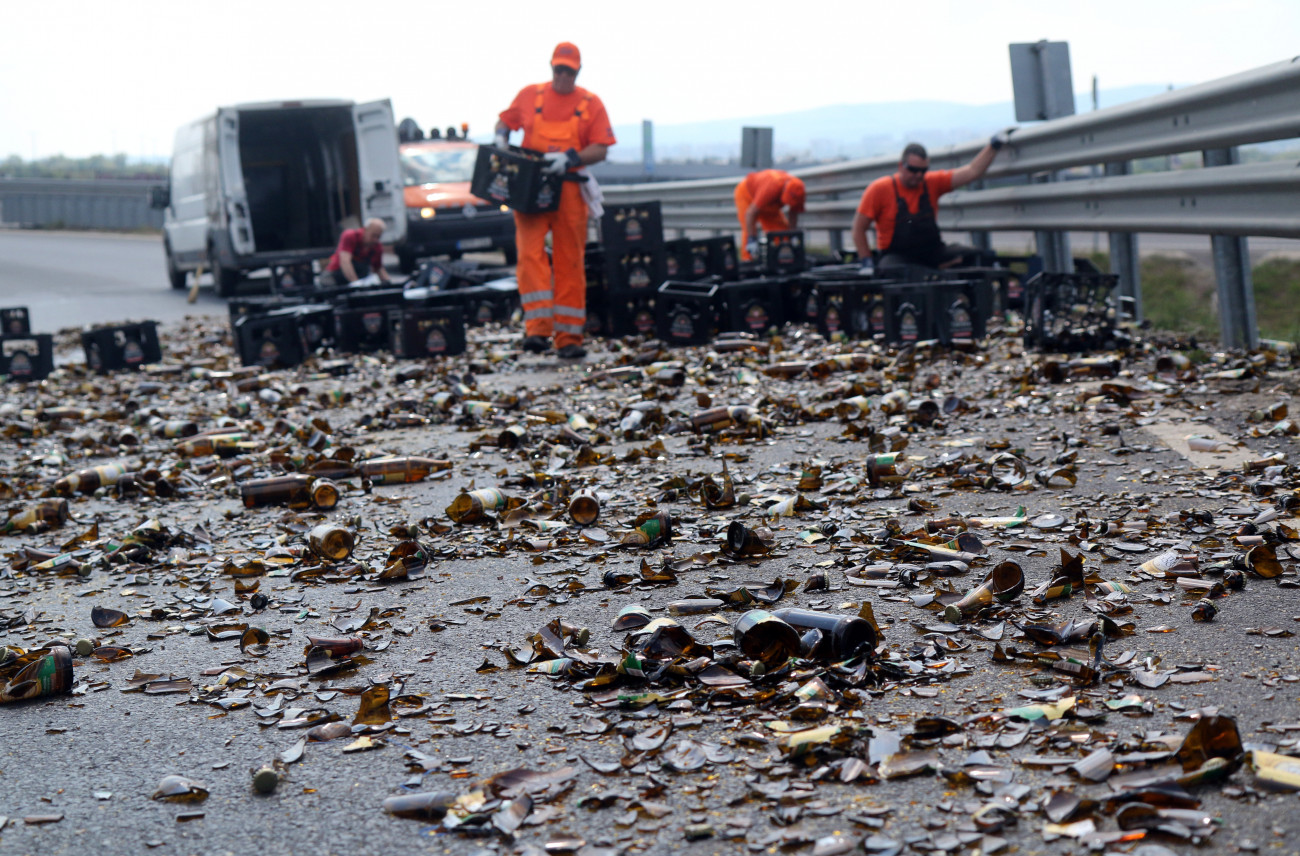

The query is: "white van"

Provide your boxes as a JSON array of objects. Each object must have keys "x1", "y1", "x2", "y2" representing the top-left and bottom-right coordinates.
[{"x1": 158, "y1": 99, "x2": 406, "y2": 296}]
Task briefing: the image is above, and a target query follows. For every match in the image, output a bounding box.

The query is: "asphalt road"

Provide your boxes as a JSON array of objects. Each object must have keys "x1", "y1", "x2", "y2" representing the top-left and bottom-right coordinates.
[{"x1": 1, "y1": 315, "x2": 1300, "y2": 855}]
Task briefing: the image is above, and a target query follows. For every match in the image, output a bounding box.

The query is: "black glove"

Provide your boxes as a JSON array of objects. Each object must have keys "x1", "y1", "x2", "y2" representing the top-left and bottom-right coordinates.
[
  {"x1": 564, "y1": 148, "x2": 582, "y2": 169},
  {"x1": 990, "y1": 128, "x2": 1016, "y2": 151}
]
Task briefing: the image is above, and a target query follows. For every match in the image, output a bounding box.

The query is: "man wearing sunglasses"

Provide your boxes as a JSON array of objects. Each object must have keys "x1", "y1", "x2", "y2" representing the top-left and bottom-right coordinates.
[{"x1": 851, "y1": 133, "x2": 1010, "y2": 271}]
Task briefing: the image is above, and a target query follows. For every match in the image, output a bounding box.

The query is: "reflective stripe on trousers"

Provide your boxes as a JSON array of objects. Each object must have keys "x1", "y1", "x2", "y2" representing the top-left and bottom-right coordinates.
[{"x1": 513, "y1": 181, "x2": 589, "y2": 347}]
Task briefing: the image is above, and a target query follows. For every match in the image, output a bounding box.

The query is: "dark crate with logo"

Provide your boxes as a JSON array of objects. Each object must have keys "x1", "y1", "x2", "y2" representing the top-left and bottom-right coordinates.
[
  {"x1": 814, "y1": 280, "x2": 867, "y2": 341},
  {"x1": 1, "y1": 334, "x2": 54, "y2": 381},
  {"x1": 762, "y1": 230, "x2": 806, "y2": 274},
  {"x1": 334, "y1": 290, "x2": 405, "y2": 353},
  {"x1": 1022, "y1": 272, "x2": 1121, "y2": 352},
  {"x1": 81, "y1": 321, "x2": 162, "y2": 374},
  {"x1": 699, "y1": 237, "x2": 740, "y2": 282},
  {"x1": 391, "y1": 306, "x2": 467, "y2": 359},
  {"x1": 585, "y1": 283, "x2": 611, "y2": 338},
  {"x1": 1, "y1": 307, "x2": 31, "y2": 336},
  {"x1": 469, "y1": 145, "x2": 564, "y2": 214},
  {"x1": 421, "y1": 282, "x2": 519, "y2": 327},
  {"x1": 584, "y1": 243, "x2": 605, "y2": 290},
  {"x1": 234, "y1": 311, "x2": 305, "y2": 369},
  {"x1": 294, "y1": 304, "x2": 336, "y2": 353},
  {"x1": 783, "y1": 276, "x2": 822, "y2": 326},
  {"x1": 720, "y1": 279, "x2": 784, "y2": 335},
  {"x1": 606, "y1": 292, "x2": 658, "y2": 339},
  {"x1": 656, "y1": 281, "x2": 719, "y2": 346},
  {"x1": 228, "y1": 295, "x2": 303, "y2": 326},
  {"x1": 881, "y1": 284, "x2": 934, "y2": 346},
  {"x1": 663, "y1": 239, "x2": 710, "y2": 282},
  {"x1": 605, "y1": 247, "x2": 667, "y2": 296},
  {"x1": 930, "y1": 279, "x2": 993, "y2": 345},
  {"x1": 601, "y1": 201, "x2": 664, "y2": 253}
]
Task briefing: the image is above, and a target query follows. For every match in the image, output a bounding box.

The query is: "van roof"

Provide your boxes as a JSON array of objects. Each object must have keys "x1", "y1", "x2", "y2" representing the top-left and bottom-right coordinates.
[{"x1": 225, "y1": 99, "x2": 357, "y2": 111}]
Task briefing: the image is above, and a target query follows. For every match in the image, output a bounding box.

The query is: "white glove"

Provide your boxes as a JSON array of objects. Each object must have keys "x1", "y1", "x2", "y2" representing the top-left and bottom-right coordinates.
[
  {"x1": 543, "y1": 151, "x2": 570, "y2": 175},
  {"x1": 745, "y1": 240, "x2": 760, "y2": 258},
  {"x1": 990, "y1": 127, "x2": 1016, "y2": 150},
  {"x1": 859, "y1": 260, "x2": 875, "y2": 276},
  {"x1": 494, "y1": 131, "x2": 509, "y2": 149}
]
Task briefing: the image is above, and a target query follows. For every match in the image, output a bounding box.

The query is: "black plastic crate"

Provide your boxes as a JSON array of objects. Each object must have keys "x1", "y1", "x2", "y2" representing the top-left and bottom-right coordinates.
[
  {"x1": 783, "y1": 276, "x2": 821, "y2": 326},
  {"x1": 1, "y1": 307, "x2": 31, "y2": 336},
  {"x1": 585, "y1": 283, "x2": 611, "y2": 338},
  {"x1": 605, "y1": 247, "x2": 667, "y2": 296},
  {"x1": 422, "y1": 282, "x2": 519, "y2": 327},
  {"x1": 228, "y1": 295, "x2": 304, "y2": 326},
  {"x1": 1023, "y1": 272, "x2": 1121, "y2": 352},
  {"x1": 720, "y1": 279, "x2": 784, "y2": 335},
  {"x1": 584, "y1": 243, "x2": 605, "y2": 291},
  {"x1": 881, "y1": 284, "x2": 933, "y2": 345},
  {"x1": 656, "y1": 281, "x2": 719, "y2": 345},
  {"x1": 391, "y1": 306, "x2": 467, "y2": 358},
  {"x1": 814, "y1": 280, "x2": 866, "y2": 340},
  {"x1": 601, "y1": 201, "x2": 664, "y2": 252},
  {"x1": 235, "y1": 312, "x2": 305, "y2": 368},
  {"x1": 334, "y1": 304, "x2": 395, "y2": 353},
  {"x1": 294, "y1": 304, "x2": 336, "y2": 353},
  {"x1": 931, "y1": 280, "x2": 992, "y2": 344},
  {"x1": 1, "y1": 334, "x2": 54, "y2": 381},
  {"x1": 763, "y1": 230, "x2": 806, "y2": 274},
  {"x1": 606, "y1": 292, "x2": 658, "y2": 339},
  {"x1": 470, "y1": 144, "x2": 563, "y2": 213},
  {"x1": 699, "y1": 237, "x2": 739, "y2": 282},
  {"x1": 81, "y1": 321, "x2": 162, "y2": 374},
  {"x1": 663, "y1": 239, "x2": 707, "y2": 282}
]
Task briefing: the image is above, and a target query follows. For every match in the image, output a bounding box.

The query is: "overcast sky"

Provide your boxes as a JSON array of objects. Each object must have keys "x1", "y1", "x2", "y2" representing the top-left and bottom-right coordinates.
[{"x1": 3, "y1": 0, "x2": 1296, "y2": 161}]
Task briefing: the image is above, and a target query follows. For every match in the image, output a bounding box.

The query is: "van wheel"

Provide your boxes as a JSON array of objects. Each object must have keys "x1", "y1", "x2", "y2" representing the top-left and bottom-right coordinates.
[
  {"x1": 165, "y1": 245, "x2": 187, "y2": 290},
  {"x1": 212, "y1": 258, "x2": 240, "y2": 298}
]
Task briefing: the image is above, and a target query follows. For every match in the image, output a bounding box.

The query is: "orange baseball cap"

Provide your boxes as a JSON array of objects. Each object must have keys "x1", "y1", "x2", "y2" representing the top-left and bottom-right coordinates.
[
  {"x1": 551, "y1": 42, "x2": 581, "y2": 70},
  {"x1": 782, "y1": 178, "x2": 806, "y2": 212}
]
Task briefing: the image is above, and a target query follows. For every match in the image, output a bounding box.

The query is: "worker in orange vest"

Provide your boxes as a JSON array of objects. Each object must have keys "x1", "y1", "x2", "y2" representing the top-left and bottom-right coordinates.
[
  {"x1": 734, "y1": 170, "x2": 806, "y2": 261},
  {"x1": 495, "y1": 42, "x2": 616, "y2": 359}
]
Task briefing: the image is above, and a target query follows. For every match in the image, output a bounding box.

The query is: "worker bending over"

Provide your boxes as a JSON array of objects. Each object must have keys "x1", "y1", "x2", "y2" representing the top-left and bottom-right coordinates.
[{"x1": 734, "y1": 169, "x2": 805, "y2": 261}]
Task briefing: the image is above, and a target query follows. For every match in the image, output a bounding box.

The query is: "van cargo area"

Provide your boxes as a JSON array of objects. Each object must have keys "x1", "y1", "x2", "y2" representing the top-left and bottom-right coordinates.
[{"x1": 239, "y1": 106, "x2": 361, "y2": 253}]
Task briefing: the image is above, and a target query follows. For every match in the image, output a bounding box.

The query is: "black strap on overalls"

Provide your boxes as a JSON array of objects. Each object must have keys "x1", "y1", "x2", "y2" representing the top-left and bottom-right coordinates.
[{"x1": 885, "y1": 176, "x2": 943, "y2": 265}]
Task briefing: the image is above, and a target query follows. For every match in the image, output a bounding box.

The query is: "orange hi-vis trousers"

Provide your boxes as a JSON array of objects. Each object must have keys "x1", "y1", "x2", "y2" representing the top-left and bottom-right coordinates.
[
  {"x1": 514, "y1": 181, "x2": 589, "y2": 348},
  {"x1": 733, "y1": 183, "x2": 791, "y2": 261}
]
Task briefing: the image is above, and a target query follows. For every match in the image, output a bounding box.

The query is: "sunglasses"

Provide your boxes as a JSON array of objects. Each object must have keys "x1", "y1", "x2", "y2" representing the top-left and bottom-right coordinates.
[
  {"x1": 552, "y1": 65, "x2": 578, "y2": 75},
  {"x1": 904, "y1": 164, "x2": 929, "y2": 175}
]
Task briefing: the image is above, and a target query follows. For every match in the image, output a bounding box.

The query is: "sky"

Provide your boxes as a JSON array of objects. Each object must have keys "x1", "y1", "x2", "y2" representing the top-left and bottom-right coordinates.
[{"x1": 3, "y1": 0, "x2": 1297, "y2": 162}]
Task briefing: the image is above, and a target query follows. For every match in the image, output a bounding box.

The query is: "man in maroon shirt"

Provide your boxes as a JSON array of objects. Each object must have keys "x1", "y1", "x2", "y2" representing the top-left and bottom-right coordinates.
[{"x1": 321, "y1": 218, "x2": 391, "y2": 286}]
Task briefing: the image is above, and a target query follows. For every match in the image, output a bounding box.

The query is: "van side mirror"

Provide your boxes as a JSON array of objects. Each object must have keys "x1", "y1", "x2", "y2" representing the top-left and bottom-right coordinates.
[{"x1": 149, "y1": 185, "x2": 170, "y2": 210}]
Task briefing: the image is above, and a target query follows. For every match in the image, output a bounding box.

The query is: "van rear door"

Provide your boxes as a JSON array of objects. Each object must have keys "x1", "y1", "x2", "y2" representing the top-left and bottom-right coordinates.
[
  {"x1": 352, "y1": 100, "x2": 406, "y2": 244},
  {"x1": 216, "y1": 107, "x2": 256, "y2": 255}
]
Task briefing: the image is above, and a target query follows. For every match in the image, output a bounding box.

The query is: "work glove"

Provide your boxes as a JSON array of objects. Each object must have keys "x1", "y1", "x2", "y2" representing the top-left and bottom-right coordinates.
[
  {"x1": 858, "y1": 259, "x2": 875, "y2": 277},
  {"x1": 494, "y1": 131, "x2": 509, "y2": 149},
  {"x1": 745, "y1": 240, "x2": 760, "y2": 259},
  {"x1": 989, "y1": 127, "x2": 1016, "y2": 151},
  {"x1": 543, "y1": 151, "x2": 570, "y2": 175}
]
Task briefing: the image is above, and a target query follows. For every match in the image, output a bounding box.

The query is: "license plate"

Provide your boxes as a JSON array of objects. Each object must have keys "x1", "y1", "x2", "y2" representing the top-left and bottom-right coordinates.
[{"x1": 457, "y1": 237, "x2": 493, "y2": 250}]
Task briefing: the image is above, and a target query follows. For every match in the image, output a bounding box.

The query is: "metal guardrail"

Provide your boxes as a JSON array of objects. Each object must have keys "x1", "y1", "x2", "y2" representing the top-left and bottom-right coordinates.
[
  {"x1": 0, "y1": 178, "x2": 163, "y2": 231},
  {"x1": 602, "y1": 57, "x2": 1300, "y2": 348}
]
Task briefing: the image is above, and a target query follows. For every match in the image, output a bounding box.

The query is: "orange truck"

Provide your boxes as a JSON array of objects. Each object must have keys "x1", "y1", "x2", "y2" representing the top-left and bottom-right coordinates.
[{"x1": 395, "y1": 133, "x2": 516, "y2": 273}]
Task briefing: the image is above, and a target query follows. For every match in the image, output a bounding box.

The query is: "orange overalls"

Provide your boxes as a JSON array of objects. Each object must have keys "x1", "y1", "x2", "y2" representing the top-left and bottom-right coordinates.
[
  {"x1": 515, "y1": 85, "x2": 590, "y2": 349},
  {"x1": 734, "y1": 170, "x2": 793, "y2": 261}
]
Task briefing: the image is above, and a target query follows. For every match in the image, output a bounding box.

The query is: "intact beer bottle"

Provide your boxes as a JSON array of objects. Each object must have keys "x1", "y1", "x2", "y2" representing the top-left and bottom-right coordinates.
[
  {"x1": 53, "y1": 462, "x2": 128, "y2": 496},
  {"x1": 771, "y1": 608, "x2": 878, "y2": 661},
  {"x1": 358, "y1": 456, "x2": 453, "y2": 485},
  {"x1": 691, "y1": 405, "x2": 758, "y2": 433},
  {"x1": 240, "y1": 475, "x2": 339, "y2": 510},
  {"x1": 2, "y1": 499, "x2": 70, "y2": 534}
]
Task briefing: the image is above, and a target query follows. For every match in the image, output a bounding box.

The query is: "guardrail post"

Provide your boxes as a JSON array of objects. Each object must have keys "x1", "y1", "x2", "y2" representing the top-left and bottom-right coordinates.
[
  {"x1": 1202, "y1": 147, "x2": 1259, "y2": 349},
  {"x1": 1103, "y1": 162, "x2": 1142, "y2": 321},
  {"x1": 1032, "y1": 173, "x2": 1071, "y2": 272}
]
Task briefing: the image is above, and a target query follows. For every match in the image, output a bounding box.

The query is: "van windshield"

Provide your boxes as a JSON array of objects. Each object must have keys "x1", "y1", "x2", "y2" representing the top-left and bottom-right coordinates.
[{"x1": 401, "y1": 146, "x2": 478, "y2": 186}]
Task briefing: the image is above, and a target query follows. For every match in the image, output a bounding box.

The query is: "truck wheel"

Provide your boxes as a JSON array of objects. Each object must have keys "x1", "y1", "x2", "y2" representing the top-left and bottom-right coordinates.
[{"x1": 165, "y1": 245, "x2": 187, "y2": 290}]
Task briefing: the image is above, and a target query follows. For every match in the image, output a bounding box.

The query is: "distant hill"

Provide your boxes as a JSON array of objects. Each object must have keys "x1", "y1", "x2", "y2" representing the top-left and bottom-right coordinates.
[{"x1": 611, "y1": 85, "x2": 1172, "y2": 163}]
